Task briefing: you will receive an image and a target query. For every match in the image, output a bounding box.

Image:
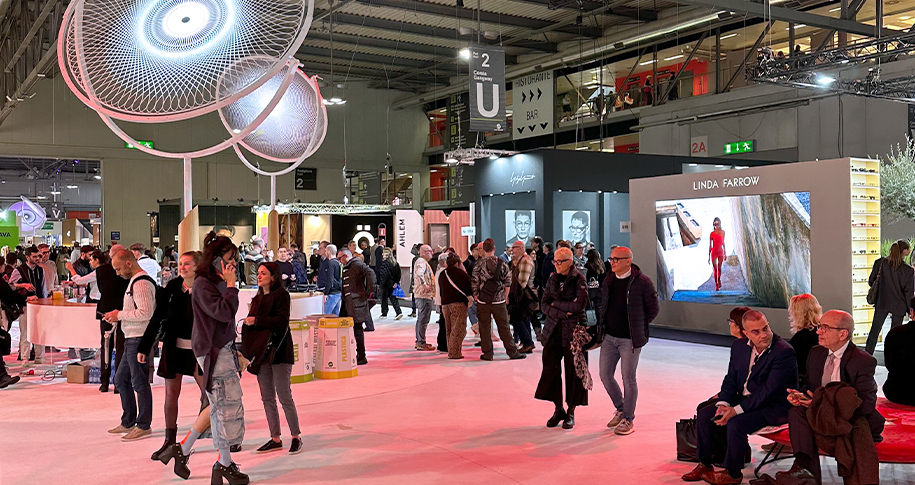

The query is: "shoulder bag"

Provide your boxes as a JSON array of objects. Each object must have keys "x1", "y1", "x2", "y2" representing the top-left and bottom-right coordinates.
[
  {"x1": 866, "y1": 259, "x2": 883, "y2": 306},
  {"x1": 246, "y1": 327, "x2": 289, "y2": 376}
]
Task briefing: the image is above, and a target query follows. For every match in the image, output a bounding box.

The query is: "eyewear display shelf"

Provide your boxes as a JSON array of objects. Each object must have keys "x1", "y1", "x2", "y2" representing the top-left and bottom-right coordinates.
[{"x1": 850, "y1": 159, "x2": 880, "y2": 345}]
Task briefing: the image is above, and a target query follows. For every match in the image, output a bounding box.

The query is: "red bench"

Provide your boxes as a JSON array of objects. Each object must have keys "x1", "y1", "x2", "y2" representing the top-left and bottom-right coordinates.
[{"x1": 756, "y1": 398, "x2": 915, "y2": 477}]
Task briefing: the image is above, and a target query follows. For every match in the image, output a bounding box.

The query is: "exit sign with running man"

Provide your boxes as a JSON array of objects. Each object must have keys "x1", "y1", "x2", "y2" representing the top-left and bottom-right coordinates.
[{"x1": 723, "y1": 140, "x2": 754, "y2": 155}]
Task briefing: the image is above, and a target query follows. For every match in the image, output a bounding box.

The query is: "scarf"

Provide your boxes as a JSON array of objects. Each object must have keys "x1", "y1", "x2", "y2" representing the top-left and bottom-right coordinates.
[{"x1": 570, "y1": 325, "x2": 593, "y2": 390}]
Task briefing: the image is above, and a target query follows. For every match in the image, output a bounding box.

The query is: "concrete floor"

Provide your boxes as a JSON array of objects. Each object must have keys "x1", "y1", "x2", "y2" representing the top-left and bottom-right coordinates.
[{"x1": 1, "y1": 308, "x2": 911, "y2": 485}]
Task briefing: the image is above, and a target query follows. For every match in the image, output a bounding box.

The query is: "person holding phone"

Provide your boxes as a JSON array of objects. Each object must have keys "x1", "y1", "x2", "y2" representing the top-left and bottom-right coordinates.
[{"x1": 682, "y1": 311, "x2": 797, "y2": 485}]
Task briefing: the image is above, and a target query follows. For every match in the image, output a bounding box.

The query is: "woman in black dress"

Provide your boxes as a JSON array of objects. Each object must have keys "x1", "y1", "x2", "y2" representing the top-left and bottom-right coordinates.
[
  {"x1": 787, "y1": 293, "x2": 821, "y2": 379},
  {"x1": 141, "y1": 251, "x2": 207, "y2": 461}
]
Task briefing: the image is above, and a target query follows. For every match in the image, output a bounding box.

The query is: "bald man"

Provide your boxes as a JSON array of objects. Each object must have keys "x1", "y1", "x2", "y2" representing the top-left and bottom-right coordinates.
[
  {"x1": 96, "y1": 245, "x2": 130, "y2": 393},
  {"x1": 413, "y1": 245, "x2": 436, "y2": 350},
  {"x1": 104, "y1": 249, "x2": 157, "y2": 441},
  {"x1": 597, "y1": 246, "x2": 659, "y2": 436}
]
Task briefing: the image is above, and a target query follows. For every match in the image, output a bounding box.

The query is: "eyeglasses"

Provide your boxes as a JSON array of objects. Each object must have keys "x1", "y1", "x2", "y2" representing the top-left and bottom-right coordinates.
[
  {"x1": 554, "y1": 258, "x2": 572, "y2": 264},
  {"x1": 609, "y1": 257, "x2": 631, "y2": 263},
  {"x1": 569, "y1": 225, "x2": 587, "y2": 232},
  {"x1": 816, "y1": 324, "x2": 845, "y2": 332}
]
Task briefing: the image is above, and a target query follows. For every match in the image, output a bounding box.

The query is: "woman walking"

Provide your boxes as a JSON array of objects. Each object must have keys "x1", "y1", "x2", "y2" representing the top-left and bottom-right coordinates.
[
  {"x1": 243, "y1": 262, "x2": 302, "y2": 455},
  {"x1": 143, "y1": 251, "x2": 208, "y2": 465},
  {"x1": 535, "y1": 247, "x2": 589, "y2": 429},
  {"x1": 866, "y1": 240, "x2": 914, "y2": 354},
  {"x1": 377, "y1": 248, "x2": 403, "y2": 319},
  {"x1": 439, "y1": 253, "x2": 473, "y2": 359},
  {"x1": 181, "y1": 233, "x2": 248, "y2": 484}
]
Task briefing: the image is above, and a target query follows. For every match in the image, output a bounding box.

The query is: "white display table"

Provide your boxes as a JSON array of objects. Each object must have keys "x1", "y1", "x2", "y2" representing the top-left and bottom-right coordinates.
[{"x1": 26, "y1": 298, "x2": 99, "y2": 349}]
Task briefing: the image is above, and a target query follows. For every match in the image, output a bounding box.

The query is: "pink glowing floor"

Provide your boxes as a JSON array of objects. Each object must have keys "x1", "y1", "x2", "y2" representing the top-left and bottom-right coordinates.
[{"x1": 1, "y1": 310, "x2": 911, "y2": 485}]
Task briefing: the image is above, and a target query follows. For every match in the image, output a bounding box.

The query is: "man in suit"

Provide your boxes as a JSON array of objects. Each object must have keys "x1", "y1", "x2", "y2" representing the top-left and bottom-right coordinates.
[
  {"x1": 682, "y1": 310, "x2": 798, "y2": 485},
  {"x1": 96, "y1": 244, "x2": 129, "y2": 392},
  {"x1": 778, "y1": 310, "x2": 884, "y2": 484}
]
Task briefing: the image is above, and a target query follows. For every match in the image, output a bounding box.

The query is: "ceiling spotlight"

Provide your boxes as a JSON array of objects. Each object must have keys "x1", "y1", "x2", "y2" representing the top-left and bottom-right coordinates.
[
  {"x1": 456, "y1": 0, "x2": 464, "y2": 7},
  {"x1": 93, "y1": 175, "x2": 102, "y2": 180},
  {"x1": 489, "y1": 155, "x2": 498, "y2": 160},
  {"x1": 50, "y1": 190, "x2": 61, "y2": 195},
  {"x1": 817, "y1": 75, "x2": 836, "y2": 85},
  {"x1": 614, "y1": 42, "x2": 624, "y2": 49},
  {"x1": 66, "y1": 184, "x2": 79, "y2": 189},
  {"x1": 575, "y1": 9, "x2": 583, "y2": 25},
  {"x1": 0, "y1": 179, "x2": 5, "y2": 184},
  {"x1": 459, "y1": 48, "x2": 470, "y2": 60},
  {"x1": 458, "y1": 26, "x2": 473, "y2": 36},
  {"x1": 445, "y1": 157, "x2": 458, "y2": 164}
]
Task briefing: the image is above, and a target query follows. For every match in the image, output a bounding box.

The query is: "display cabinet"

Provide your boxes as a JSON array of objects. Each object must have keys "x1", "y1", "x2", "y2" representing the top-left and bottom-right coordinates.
[{"x1": 850, "y1": 158, "x2": 880, "y2": 345}]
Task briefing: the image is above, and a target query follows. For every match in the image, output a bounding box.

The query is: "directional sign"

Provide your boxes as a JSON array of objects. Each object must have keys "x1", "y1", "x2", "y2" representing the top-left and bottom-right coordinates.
[
  {"x1": 512, "y1": 72, "x2": 553, "y2": 140},
  {"x1": 469, "y1": 44, "x2": 506, "y2": 132},
  {"x1": 724, "y1": 140, "x2": 755, "y2": 155}
]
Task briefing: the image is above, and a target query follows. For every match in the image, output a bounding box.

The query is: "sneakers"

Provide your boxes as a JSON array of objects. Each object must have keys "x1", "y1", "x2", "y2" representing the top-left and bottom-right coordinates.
[
  {"x1": 395, "y1": 314, "x2": 404, "y2": 320},
  {"x1": 614, "y1": 419, "x2": 634, "y2": 435},
  {"x1": 408, "y1": 313, "x2": 416, "y2": 318},
  {"x1": 108, "y1": 424, "x2": 134, "y2": 435},
  {"x1": 606, "y1": 411, "x2": 624, "y2": 428},
  {"x1": 289, "y1": 437, "x2": 303, "y2": 455},
  {"x1": 0, "y1": 375, "x2": 20, "y2": 388},
  {"x1": 256, "y1": 439, "x2": 283, "y2": 454},
  {"x1": 122, "y1": 427, "x2": 152, "y2": 441},
  {"x1": 415, "y1": 343, "x2": 435, "y2": 351}
]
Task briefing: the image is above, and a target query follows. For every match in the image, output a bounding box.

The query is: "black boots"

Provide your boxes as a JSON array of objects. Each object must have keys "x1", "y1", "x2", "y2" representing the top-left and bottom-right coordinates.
[
  {"x1": 211, "y1": 461, "x2": 250, "y2": 485},
  {"x1": 355, "y1": 333, "x2": 367, "y2": 365},
  {"x1": 151, "y1": 428, "x2": 177, "y2": 460},
  {"x1": 158, "y1": 443, "x2": 191, "y2": 479}
]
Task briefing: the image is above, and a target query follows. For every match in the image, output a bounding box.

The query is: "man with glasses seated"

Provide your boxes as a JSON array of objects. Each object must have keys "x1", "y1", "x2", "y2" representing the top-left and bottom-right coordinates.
[
  {"x1": 597, "y1": 246, "x2": 659, "y2": 436},
  {"x1": 776, "y1": 310, "x2": 884, "y2": 485},
  {"x1": 681, "y1": 310, "x2": 798, "y2": 484}
]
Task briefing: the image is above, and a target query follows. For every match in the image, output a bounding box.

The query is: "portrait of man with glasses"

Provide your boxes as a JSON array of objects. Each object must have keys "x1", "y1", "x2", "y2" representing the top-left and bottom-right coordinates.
[
  {"x1": 563, "y1": 210, "x2": 591, "y2": 246},
  {"x1": 505, "y1": 210, "x2": 534, "y2": 247}
]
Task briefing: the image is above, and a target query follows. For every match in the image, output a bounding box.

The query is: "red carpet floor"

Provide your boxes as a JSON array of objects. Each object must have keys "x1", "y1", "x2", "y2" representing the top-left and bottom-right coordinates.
[{"x1": 1, "y1": 309, "x2": 912, "y2": 485}]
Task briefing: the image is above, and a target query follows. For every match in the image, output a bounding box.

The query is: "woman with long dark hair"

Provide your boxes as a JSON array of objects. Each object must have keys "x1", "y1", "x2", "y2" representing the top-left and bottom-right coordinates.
[
  {"x1": 144, "y1": 251, "x2": 208, "y2": 465},
  {"x1": 243, "y1": 262, "x2": 301, "y2": 454},
  {"x1": 584, "y1": 249, "x2": 604, "y2": 313},
  {"x1": 166, "y1": 232, "x2": 248, "y2": 484},
  {"x1": 866, "y1": 240, "x2": 914, "y2": 354},
  {"x1": 67, "y1": 250, "x2": 107, "y2": 303},
  {"x1": 708, "y1": 217, "x2": 726, "y2": 291}
]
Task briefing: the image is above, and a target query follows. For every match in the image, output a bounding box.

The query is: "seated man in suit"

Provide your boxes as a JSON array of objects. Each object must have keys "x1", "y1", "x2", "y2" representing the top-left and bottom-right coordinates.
[
  {"x1": 683, "y1": 310, "x2": 799, "y2": 485},
  {"x1": 778, "y1": 310, "x2": 885, "y2": 484}
]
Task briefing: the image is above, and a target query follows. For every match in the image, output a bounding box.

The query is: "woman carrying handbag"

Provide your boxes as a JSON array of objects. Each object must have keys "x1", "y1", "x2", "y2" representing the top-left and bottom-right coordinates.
[
  {"x1": 865, "y1": 240, "x2": 914, "y2": 354},
  {"x1": 242, "y1": 262, "x2": 302, "y2": 455}
]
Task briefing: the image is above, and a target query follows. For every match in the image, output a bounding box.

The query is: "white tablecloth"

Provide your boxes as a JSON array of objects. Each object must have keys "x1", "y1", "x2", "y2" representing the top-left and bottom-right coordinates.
[{"x1": 26, "y1": 299, "x2": 99, "y2": 349}]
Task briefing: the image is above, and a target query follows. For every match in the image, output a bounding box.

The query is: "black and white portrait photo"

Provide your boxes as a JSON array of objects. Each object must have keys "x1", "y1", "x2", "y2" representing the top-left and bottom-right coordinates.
[
  {"x1": 563, "y1": 210, "x2": 591, "y2": 246},
  {"x1": 505, "y1": 209, "x2": 535, "y2": 247}
]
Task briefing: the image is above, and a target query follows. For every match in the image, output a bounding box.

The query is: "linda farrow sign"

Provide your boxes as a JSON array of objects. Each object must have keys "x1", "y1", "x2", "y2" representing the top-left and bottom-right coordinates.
[{"x1": 693, "y1": 175, "x2": 761, "y2": 190}]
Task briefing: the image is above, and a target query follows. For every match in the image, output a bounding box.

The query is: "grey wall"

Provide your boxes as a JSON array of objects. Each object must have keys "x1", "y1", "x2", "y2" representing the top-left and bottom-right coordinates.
[
  {"x1": 0, "y1": 76, "x2": 429, "y2": 244},
  {"x1": 603, "y1": 192, "x2": 630, "y2": 249},
  {"x1": 630, "y1": 158, "x2": 857, "y2": 338}
]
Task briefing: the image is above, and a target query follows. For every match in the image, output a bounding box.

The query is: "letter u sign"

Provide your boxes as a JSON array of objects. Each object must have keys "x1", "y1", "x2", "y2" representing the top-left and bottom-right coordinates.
[{"x1": 476, "y1": 83, "x2": 499, "y2": 117}]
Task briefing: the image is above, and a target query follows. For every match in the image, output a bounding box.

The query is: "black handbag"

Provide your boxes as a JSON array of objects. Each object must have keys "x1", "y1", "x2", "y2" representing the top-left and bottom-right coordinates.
[
  {"x1": 866, "y1": 259, "x2": 883, "y2": 306},
  {"x1": 245, "y1": 328, "x2": 289, "y2": 375},
  {"x1": 676, "y1": 417, "x2": 700, "y2": 462},
  {"x1": 582, "y1": 297, "x2": 603, "y2": 351},
  {"x1": 0, "y1": 326, "x2": 11, "y2": 356}
]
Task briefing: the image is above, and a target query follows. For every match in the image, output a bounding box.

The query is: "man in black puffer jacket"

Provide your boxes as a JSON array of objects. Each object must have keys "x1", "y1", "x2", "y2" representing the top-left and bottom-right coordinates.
[
  {"x1": 342, "y1": 249, "x2": 376, "y2": 365},
  {"x1": 597, "y1": 246, "x2": 659, "y2": 437}
]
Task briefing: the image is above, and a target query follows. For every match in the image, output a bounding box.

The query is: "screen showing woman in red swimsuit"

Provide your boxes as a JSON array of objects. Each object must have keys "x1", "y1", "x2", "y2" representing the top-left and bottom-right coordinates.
[{"x1": 708, "y1": 217, "x2": 726, "y2": 291}]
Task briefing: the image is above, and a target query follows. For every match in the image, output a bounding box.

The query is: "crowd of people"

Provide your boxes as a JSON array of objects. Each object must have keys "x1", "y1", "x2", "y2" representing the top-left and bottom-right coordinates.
[{"x1": 1, "y1": 232, "x2": 911, "y2": 485}]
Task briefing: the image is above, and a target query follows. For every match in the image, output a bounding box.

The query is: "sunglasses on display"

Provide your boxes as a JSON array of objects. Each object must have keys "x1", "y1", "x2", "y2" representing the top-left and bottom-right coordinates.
[
  {"x1": 851, "y1": 168, "x2": 878, "y2": 173},
  {"x1": 852, "y1": 196, "x2": 877, "y2": 200},
  {"x1": 852, "y1": 304, "x2": 872, "y2": 310},
  {"x1": 853, "y1": 278, "x2": 867, "y2": 283}
]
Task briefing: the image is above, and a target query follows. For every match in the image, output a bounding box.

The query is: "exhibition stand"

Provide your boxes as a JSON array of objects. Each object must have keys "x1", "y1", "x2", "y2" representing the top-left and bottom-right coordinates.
[
  {"x1": 26, "y1": 298, "x2": 99, "y2": 352},
  {"x1": 630, "y1": 157, "x2": 877, "y2": 342}
]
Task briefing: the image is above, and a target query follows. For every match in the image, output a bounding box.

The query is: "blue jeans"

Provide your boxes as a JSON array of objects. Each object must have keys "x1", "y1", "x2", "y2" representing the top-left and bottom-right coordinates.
[
  {"x1": 115, "y1": 337, "x2": 153, "y2": 430},
  {"x1": 468, "y1": 301, "x2": 478, "y2": 325},
  {"x1": 324, "y1": 293, "x2": 342, "y2": 315},
  {"x1": 599, "y1": 335, "x2": 641, "y2": 422},
  {"x1": 206, "y1": 343, "x2": 245, "y2": 449},
  {"x1": 509, "y1": 310, "x2": 535, "y2": 347}
]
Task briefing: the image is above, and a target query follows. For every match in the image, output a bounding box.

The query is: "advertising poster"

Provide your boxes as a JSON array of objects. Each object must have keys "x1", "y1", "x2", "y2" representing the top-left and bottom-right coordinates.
[
  {"x1": 505, "y1": 209, "x2": 535, "y2": 247},
  {"x1": 562, "y1": 210, "x2": 591, "y2": 246}
]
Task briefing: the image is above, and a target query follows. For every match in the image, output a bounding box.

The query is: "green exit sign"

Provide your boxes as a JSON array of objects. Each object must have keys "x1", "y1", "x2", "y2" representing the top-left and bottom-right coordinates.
[
  {"x1": 724, "y1": 140, "x2": 754, "y2": 154},
  {"x1": 126, "y1": 140, "x2": 154, "y2": 149}
]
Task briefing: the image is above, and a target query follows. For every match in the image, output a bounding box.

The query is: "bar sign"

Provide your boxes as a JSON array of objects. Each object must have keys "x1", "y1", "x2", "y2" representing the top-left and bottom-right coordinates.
[{"x1": 724, "y1": 140, "x2": 754, "y2": 155}]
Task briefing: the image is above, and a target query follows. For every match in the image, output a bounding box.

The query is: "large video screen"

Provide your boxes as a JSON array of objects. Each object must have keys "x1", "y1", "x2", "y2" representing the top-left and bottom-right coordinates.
[{"x1": 655, "y1": 192, "x2": 811, "y2": 308}]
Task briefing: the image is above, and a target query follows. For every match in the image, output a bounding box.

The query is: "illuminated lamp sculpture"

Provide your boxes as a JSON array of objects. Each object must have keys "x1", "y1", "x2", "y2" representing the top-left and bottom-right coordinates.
[{"x1": 58, "y1": 0, "x2": 327, "y2": 250}]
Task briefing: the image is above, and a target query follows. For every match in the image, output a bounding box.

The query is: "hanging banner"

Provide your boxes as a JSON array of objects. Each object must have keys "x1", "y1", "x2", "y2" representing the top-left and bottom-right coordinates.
[
  {"x1": 447, "y1": 93, "x2": 469, "y2": 150},
  {"x1": 511, "y1": 71, "x2": 554, "y2": 140},
  {"x1": 469, "y1": 44, "x2": 506, "y2": 132},
  {"x1": 395, "y1": 209, "x2": 424, "y2": 268}
]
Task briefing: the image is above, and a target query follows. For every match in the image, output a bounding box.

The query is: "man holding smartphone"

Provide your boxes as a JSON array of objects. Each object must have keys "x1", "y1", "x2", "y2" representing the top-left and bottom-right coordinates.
[
  {"x1": 777, "y1": 310, "x2": 884, "y2": 484},
  {"x1": 682, "y1": 311, "x2": 798, "y2": 485}
]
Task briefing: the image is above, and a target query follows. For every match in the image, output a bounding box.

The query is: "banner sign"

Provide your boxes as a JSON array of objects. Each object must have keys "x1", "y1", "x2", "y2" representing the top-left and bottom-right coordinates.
[
  {"x1": 511, "y1": 71, "x2": 554, "y2": 140},
  {"x1": 395, "y1": 209, "x2": 424, "y2": 268},
  {"x1": 469, "y1": 44, "x2": 506, "y2": 132},
  {"x1": 447, "y1": 93, "x2": 470, "y2": 150},
  {"x1": 294, "y1": 168, "x2": 317, "y2": 190}
]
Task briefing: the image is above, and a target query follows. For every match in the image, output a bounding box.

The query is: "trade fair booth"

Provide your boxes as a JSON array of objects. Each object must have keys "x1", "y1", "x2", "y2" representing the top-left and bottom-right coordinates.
[{"x1": 631, "y1": 157, "x2": 879, "y2": 343}]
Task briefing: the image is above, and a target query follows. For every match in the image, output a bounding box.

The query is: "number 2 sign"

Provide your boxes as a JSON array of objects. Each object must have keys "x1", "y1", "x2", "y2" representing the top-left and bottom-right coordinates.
[{"x1": 690, "y1": 136, "x2": 708, "y2": 158}]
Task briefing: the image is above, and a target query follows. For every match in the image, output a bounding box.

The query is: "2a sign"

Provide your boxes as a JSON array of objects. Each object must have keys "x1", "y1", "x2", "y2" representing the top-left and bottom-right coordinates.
[{"x1": 690, "y1": 136, "x2": 708, "y2": 158}]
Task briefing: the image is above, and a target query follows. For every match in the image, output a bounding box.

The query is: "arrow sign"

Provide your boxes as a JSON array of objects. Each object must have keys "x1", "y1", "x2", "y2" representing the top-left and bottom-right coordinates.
[
  {"x1": 537, "y1": 88, "x2": 542, "y2": 99},
  {"x1": 511, "y1": 71, "x2": 553, "y2": 141}
]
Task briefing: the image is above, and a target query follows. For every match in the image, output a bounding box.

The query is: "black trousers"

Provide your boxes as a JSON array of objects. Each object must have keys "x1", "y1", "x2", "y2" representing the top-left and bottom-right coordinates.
[
  {"x1": 789, "y1": 405, "x2": 823, "y2": 483},
  {"x1": 534, "y1": 327, "x2": 587, "y2": 407},
  {"x1": 380, "y1": 286, "x2": 401, "y2": 316},
  {"x1": 436, "y1": 310, "x2": 447, "y2": 351},
  {"x1": 696, "y1": 399, "x2": 766, "y2": 476},
  {"x1": 865, "y1": 309, "x2": 904, "y2": 354},
  {"x1": 100, "y1": 320, "x2": 125, "y2": 387}
]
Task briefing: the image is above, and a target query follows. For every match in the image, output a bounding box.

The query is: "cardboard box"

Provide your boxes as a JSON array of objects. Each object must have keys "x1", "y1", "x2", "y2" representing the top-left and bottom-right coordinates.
[
  {"x1": 67, "y1": 363, "x2": 90, "y2": 384},
  {"x1": 314, "y1": 325, "x2": 357, "y2": 379},
  {"x1": 289, "y1": 319, "x2": 315, "y2": 384}
]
